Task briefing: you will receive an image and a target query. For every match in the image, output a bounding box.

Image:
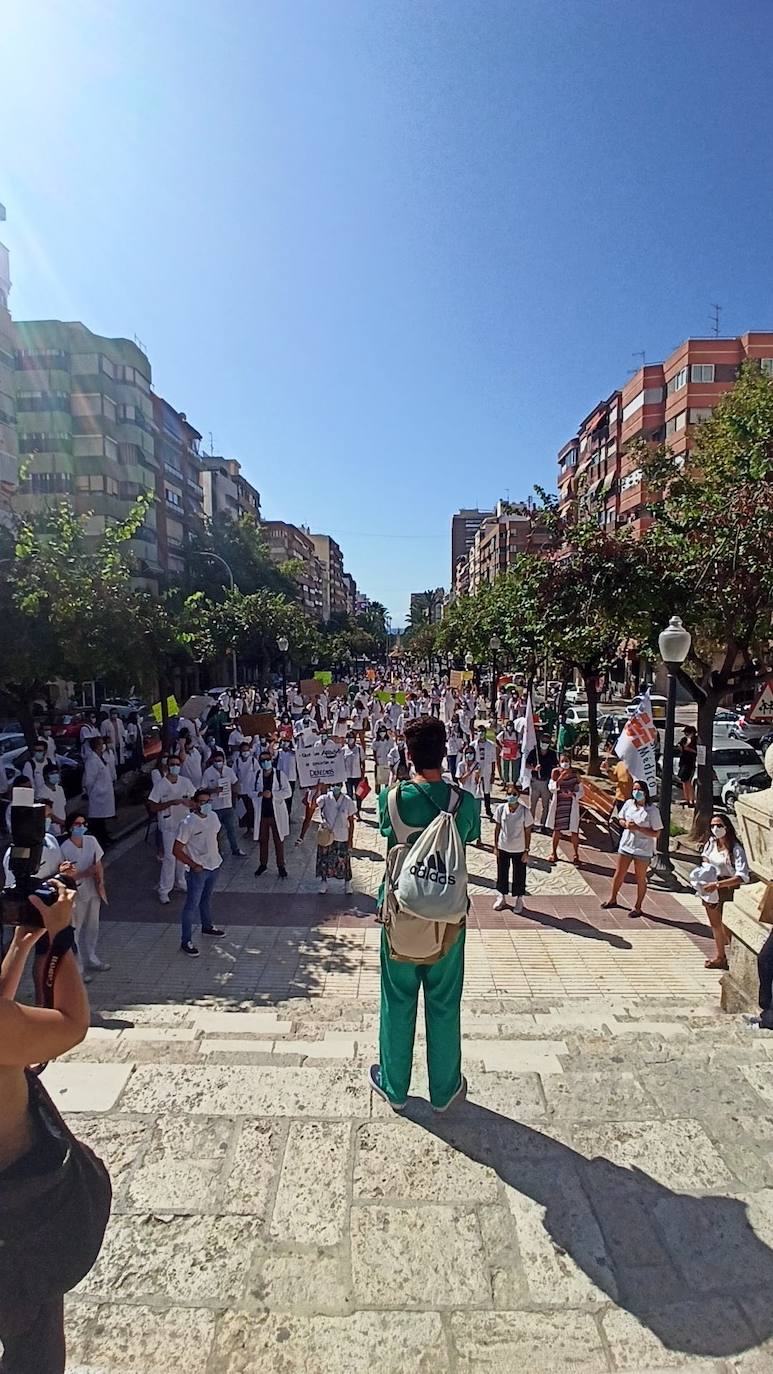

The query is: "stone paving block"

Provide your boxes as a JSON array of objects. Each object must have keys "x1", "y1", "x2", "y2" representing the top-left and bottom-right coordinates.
[
  {"x1": 608, "y1": 1020, "x2": 689, "y2": 1039},
  {"x1": 79, "y1": 1214, "x2": 261, "y2": 1304},
  {"x1": 350, "y1": 1204, "x2": 490, "y2": 1309},
  {"x1": 79, "y1": 1302, "x2": 216, "y2": 1373},
  {"x1": 194, "y1": 1010, "x2": 292, "y2": 1035},
  {"x1": 533, "y1": 1010, "x2": 616, "y2": 1030},
  {"x1": 291, "y1": 1037, "x2": 358, "y2": 1059},
  {"x1": 199, "y1": 1038, "x2": 287, "y2": 1056},
  {"x1": 222, "y1": 1120, "x2": 284, "y2": 1218},
  {"x1": 463, "y1": 1070, "x2": 547, "y2": 1119},
  {"x1": 542, "y1": 1069, "x2": 660, "y2": 1123},
  {"x1": 120, "y1": 1026, "x2": 197, "y2": 1043},
  {"x1": 504, "y1": 1160, "x2": 616, "y2": 1306},
  {"x1": 570, "y1": 1119, "x2": 733, "y2": 1191},
  {"x1": 653, "y1": 1189, "x2": 773, "y2": 1294},
  {"x1": 248, "y1": 1250, "x2": 354, "y2": 1315},
  {"x1": 124, "y1": 1117, "x2": 233, "y2": 1213},
  {"x1": 354, "y1": 1121, "x2": 499, "y2": 1203},
  {"x1": 270, "y1": 1121, "x2": 350, "y2": 1245},
  {"x1": 60, "y1": 1297, "x2": 97, "y2": 1365},
  {"x1": 644, "y1": 1064, "x2": 771, "y2": 1119},
  {"x1": 451, "y1": 1310, "x2": 608, "y2": 1372},
  {"x1": 118, "y1": 1064, "x2": 371, "y2": 1117},
  {"x1": 601, "y1": 1298, "x2": 759, "y2": 1368},
  {"x1": 209, "y1": 1309, "x2": 449, "y2": 1373},
  {"x1": 740, "y1": 1065, "x2": 773, "y2": 1111},
  {"x1": 465, "y1": 1038, "x2": 567, "y2": 1074},
  {"x1": 42, "y1": 1062, "x2": 133, "y2": 1113},
  {"x1": 61, "y1": 1116, "x2": 150, "y2": 1193}
]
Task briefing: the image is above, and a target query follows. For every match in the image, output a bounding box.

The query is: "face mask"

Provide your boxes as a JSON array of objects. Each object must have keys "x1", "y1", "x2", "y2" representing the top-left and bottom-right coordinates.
[
  {"x1": 332, "y1": 785, "x2": 343, "y2": 798},
  {"x1": 206, "y1": 737, "x2": 215, "y2": 747},
  {"x1": 44, "y1": 818, "x2": 53, "y2": 833},
  {"x1": 49, "y1": 773, "x2": 60, "y2": 785},
  {"x1": 507, "y1": 797, "x2": 519, "y2": 810},
  {"x1": 633, "y1": 790, "x2": 645, "y2": 803},
  {"x1": 169, "y1": 765, "x2": 180, "y2": 777},
  {"x1": 466, "y1": 752, "x2": 475, "y2": 762},
  {"x1": 347, "y1": 738, "x2": 355, "y2": 746},
  {"x1": 302, "y1": 717, "x2": 310, "y2": 726},
  {"x1": 711, "y1": 824, "x2": 727, "y2": 839},
  {"x1": 72, "y1": 823, "x2": 87, "y2": 837},
  {"x1": 261, "y1": 760, "x2": 272, "y2": 771},
  {"x1": 240, "y1": 752, "x2": 250, "y2": 761},
  {"x1": 321, "y1": 734, "x2": 329, "y2": 743},
  {"x1": 260, "y1": 737, "x2": 267, "y2": 746},
  {"x1": 199, "y1": 801, "x2": 212, "y2": 815},
  {"x1": 34, "y1": 751, "x2": 45, "y2": 761},
  {"x1": 215, "y1": 761, "x2": 224, "y2": 771}
]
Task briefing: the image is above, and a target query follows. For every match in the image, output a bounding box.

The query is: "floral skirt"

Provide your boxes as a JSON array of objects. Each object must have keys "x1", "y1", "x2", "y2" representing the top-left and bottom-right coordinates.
[{"x1": 316, "y1": 840, "x2": 352, "y2": 881}]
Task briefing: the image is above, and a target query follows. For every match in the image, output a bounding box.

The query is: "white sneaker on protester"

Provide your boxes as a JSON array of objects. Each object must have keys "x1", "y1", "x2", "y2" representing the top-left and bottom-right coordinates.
[
  {"x1": 513, "y1": 896, "x2": 524, "y2": 914},
  {"x1": 318, "y1": 882, "x2": 328, "y2": 894},
  {"x1": 344, "y1": 881, "x2": 353, "y2": 895},
  {"x1": 493, "y1": 894, "x2": 506, "y2": 911}
]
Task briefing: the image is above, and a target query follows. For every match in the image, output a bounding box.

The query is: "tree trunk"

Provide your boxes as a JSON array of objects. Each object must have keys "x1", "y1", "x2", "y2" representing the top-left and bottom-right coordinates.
[
  {"x1": 691, "y1": 691, "x2": 720, "y2": 844},
  {"x1": 583, "y1": 671, "x2": 601, "y2": 775},
  {"x1": 14, "y1": 691, "x2": 39, "y2": 750}
]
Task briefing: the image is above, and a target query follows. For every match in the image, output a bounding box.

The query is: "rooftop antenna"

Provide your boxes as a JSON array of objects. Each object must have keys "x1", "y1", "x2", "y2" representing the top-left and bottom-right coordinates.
[
  {"x1": 208, "y1": 431, "x2": 215, "y2": 455},
  {"x1": 133, "y1": 332, "x2": 147, "y2": 354},
  {"x1": 629, "y1": 350, "x2": 646, "y2": 376},
  {"x1": 710, "y1": 303, "x2": 722, "y2": 338}
]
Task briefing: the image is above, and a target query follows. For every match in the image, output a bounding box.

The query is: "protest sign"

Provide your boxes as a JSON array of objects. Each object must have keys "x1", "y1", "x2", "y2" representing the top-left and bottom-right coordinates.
[
  {"x1": 449, "y1": 670, "x2": 474, "y2": 689},
  {"x1": 300, "y1": 678, "x2": 324, "y2": 698},
  {"x1": 296, "y1": 741, "x2": 346, "y2": 789},
  {"x1": 376, "y1": 690, "x2": 406, "y2": 704},
  {"x1": 314, "y1": 671, "x2": 333, "y2": 685},
  {"x1": 238, "y1": 713, "x2": 276, "y2": 739},
  {"x1": 329, "y1": 682, "x2": 348, "y2": 699},
  {"x1": 179, "y1": 695, "x2": 211, "y2": 722},
  {"x1": 615, "y1": 690, "x2": 658, "y2": 794},
  {"x1": 151, "y1": 695, "x2": 179, "y2": 724}
]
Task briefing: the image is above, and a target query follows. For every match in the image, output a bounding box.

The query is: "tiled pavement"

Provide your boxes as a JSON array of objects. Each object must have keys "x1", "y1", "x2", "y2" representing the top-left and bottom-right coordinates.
[{"x1": 24, "y1": 784, "x2": 773, "y2": 1372}]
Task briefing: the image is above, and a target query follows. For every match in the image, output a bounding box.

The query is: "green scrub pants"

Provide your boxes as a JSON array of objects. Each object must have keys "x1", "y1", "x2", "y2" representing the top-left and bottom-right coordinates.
[{"x1": 379, "y1": 925, "x2": 465, "y2": 1108}]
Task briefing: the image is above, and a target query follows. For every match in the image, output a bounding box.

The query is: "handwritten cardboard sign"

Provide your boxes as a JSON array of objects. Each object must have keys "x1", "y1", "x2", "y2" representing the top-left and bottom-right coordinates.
[
  {"x1": 238, "y1": 713, "x2": 276, "y2": 739},
  {"x1": 296, "y1": 741, "x2": 346, "y2": 789}
]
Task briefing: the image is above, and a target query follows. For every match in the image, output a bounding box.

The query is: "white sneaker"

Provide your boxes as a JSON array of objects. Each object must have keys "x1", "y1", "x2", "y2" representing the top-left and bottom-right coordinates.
[
  {"x1": 493, "y1": 894, "x2": 506, "y2": 911},
  {"x1": 318, "y1": 882, "x2": 328, "y2": 894},
  {"x1": 344, "y1": 881, "x2": 353, "y2": 895},
  {"x1": 513, "y1": 896, "x2": 524, "y2": 914},
  {"x1": 158, "y1": 893, "x2": 170, "y2": 905}
]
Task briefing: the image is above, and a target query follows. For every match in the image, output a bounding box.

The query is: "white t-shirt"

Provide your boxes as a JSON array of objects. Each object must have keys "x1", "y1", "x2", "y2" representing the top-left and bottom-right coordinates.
[
  {"x1": 201, "y1": 764, "x2": 237, "y2": 811},
  {"x1": 618, "y1": 800, "x2": 663, "y2": 859},
  {"x1": 180, "y1": 750, "x2": 203, "y2": 788},
  {"x1": 149, "y1": 775, "x2": 194, "y2": 829},
  {"x1": 36, "y1": 783, "x2": 67, "y2": 833},
  {"x1": 175, "y1": 809, "x2": 223, "y2": 870},
  {"x1": 701, "y1": 839, "x2": 750, "y2": 884},
  {"x1": 60, "y1": 833, "x2": 104, "y2": 900},
  {"x1": 317, "y1": 791, "x2": 357, "y2": 841},
  {"x1": 3, "y1": 833, "x2": 63, "y2": 889},
  {"x1": 343, "y1": 744, "x2": 364, "y2": 779},
  {"x1": 494, "y1": 801, "x2": 533, "y2": 852},
  {"x1": 373, "y1": 737, "x2": 392, "y2": 766}
]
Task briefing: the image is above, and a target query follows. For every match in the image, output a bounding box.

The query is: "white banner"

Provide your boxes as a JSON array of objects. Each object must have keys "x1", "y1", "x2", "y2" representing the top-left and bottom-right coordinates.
[
  {"x1": 518, "y1": 691, "x2": 538, "y2": 790},
  {"x1": 296, "y1": 741, "x2": 346, "y2": 790},
  {"x1": 615, "y1": 690, "x2": 658, "y2": 794}
]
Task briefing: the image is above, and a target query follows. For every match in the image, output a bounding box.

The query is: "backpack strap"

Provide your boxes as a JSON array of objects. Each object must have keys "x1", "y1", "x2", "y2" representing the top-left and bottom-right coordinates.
[{"x1": 386, "y1": 784, "x2": 414, "y2": 846}]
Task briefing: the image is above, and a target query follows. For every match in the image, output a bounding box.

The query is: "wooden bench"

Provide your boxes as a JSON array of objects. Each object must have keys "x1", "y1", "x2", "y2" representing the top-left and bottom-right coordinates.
[{"x1": 579, "y1": 779, "x2": 620, "y2": 843}]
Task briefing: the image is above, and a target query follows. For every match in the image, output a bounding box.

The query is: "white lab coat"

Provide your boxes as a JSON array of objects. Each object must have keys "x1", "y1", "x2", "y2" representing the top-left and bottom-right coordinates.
[
  {"x1": 251, "y1": 768, "x2": 292, "y2": 842},
  {"x1": 475, "y1": 739, "x2": 497, "y2": 790},
  {"x1": 83, "y1": 751, "x2": 116, "y2": 818}
]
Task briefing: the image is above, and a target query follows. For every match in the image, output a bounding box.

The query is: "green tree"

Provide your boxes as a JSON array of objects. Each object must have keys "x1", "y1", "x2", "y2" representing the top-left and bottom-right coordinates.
[
  {"x1": 186, "y1": 513, "x2": 298, "y2": 601},
  {"x1": 641, "y1": 361, "x2": 773, "y2": 835}
]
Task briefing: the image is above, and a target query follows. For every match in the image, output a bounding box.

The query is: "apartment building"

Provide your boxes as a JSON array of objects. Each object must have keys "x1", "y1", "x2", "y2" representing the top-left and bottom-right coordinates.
[
  {"x1": 465, "y1": 502, "x2": 553, "y2": 594},
  {"x1": 309, "y1": 533, "x2": 346, "y2": 622},
  {"x1": 0, "y1": 224, "x2": 18, "y2": 523},
  {"x1": 343, "y1": 571, "x2": 358, "y2": 616},
  {"x1": 450, "y1": 507, "x2": 493, "y2": 586},
  {"x1": 409, "y1": 589, "x2": 445, "y2": 624},
  {"x1": 558, "y1": 332, "x2": 773, "y2": 538},
  {"x1": 262, "y1": 519, "x2": 324, "y2": 621},
  {"x1": 13, "y1": 319, "x2": 161, "y2": 578},
  {"x1": 152, "y1": 396, "x2": 206, "y2": 581},
  {"x1": 200, "y1": 456, "x2": 261, "y2": 524}
]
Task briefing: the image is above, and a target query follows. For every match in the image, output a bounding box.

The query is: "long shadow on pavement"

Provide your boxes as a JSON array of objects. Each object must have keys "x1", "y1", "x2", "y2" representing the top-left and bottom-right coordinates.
[{"x1": 408, "y1": 1099, "x2": 772, "y2": 1360}]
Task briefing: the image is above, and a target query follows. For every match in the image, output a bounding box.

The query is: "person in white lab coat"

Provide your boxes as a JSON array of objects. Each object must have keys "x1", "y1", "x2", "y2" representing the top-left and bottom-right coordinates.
[
  {"x1": 294, "y1": 712, "x2": 318, "y2": 747},
  {"x1": 234, "y1": 743, "x2": 258, "y2": 834},
  {"x1": 21, "y1": 742, "x2": 49, "y2": 796},
  {"x1": 201, "y1": 750, "x2": 245, "y2": 857},
  {"x1": 252, "y1": 751, "x2": 291, "y2": 878},
  {"x1": 474, "y1": 726, "x2": 497, "y2": 820},
  {"x1": 60, "y1": 814, "x2": 108, "y2": 980},
  {"x1": 35, "y1": 763, "x2": 67, "y2": 835},
  {"x1": 149, "y1": 754, "x2": 195, "y2": 902},
  {"x1": 101, "y1": 709, "x2": 126, "y2": 768},
  {"x1": 343, "y1": 732, "x2": 366, "y2": 817},
  {"x1": 79, "y1": 712, "x2": 101, "y2": 758},
  {"x1": 276, "y1": 739, "x2": 298, "y2": 821},
  {"x1": 311, "y1": 782, "x2": 356, "y2": 895},
  {"x1": 82, "y1": 737, "x2": 115, "y2": 848},
  {"x1": 179, "y1": 733, "x2": 203, "y2": 790},
  {"x1": 372, "y1": 725, "x2": 392, "y2": 794}
]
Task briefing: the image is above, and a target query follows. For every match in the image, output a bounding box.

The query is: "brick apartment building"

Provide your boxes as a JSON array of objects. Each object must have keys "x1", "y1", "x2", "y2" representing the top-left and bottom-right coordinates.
[
  {"x1": 558, "y1": 333, "x2": 773, "y2": 538},
  {"x1": 261, "y1": 520, "x2": 324, "y2": 621},
  {"x1": 453, "y1": 501, "x2": 552, "y2": 597}
]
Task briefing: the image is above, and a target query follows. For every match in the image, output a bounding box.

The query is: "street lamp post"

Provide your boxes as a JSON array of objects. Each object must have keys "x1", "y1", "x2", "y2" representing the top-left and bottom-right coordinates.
[
  {"x1": 197, "y1": 551, "x2": 238, "y2": 689},
  {"x1": 464, "y1": 650, "x2": 474, "y2": 689},
  {"x1": 489, "y1": 635, "x2": 502, "y2": 714},
  {"x1": 277, "y1": 635, "x2": 289, "y2": 713},
  {"x1": 651, "y1": 615, "x2": 692, "y2": 880}
]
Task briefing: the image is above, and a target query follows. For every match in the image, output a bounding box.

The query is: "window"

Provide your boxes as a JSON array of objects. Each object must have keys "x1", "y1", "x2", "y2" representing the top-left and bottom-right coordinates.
[
  {"x1": 165, "y1": 487, "x2": 182, "y2": 507},
  {"x1": 18, "y1": 431, "x2": 72, "y2": 453},
  {"x1": 666, "y1": 367, "x2": 688, "y2": 395},
  {"x1": 104, "y1": 435, "x2": 118, "y2": 463},
  {"x1": 71, "y1": 392, "x2": 101, "y2": 416},
  {"x1": 20, "y1": 471, "x2": 73, "y2": 494},
  {"x1": 100, "y1": 356, "x2": 115, "y2": 379},
  {"x1": 689, "y1": 407, "x2": 712, "y2": 425},
  {"x1": 644, "y1": 386, "x2": 665, "y2": 403},
  {"x1": 760, "y1": 358, "x2": 773, "y2": 378},
  {"x1": 621, "y1": 469, "x2": 643, "y2": 492},
  {"x1": 16, "y1": 390, "x2": 70, "y2": 412},
  {"x1": 103, "y1": 395, "x2": 116, "y2": 424},
  {"x1": 76, "y1": 474, "x2": 107, "y2": 494},
  {"x1": 622, "y1": 392, "x2": 643, "y2": 422},
  {"x1": 665, "y1": 411, "x2": 687, "y2": 437},
  {"x1": 73, "y1": 435, "x2": 105, "y2": 457},
  {"x1": 691, "y1": 363, "x2": 715, "y2": 383}
]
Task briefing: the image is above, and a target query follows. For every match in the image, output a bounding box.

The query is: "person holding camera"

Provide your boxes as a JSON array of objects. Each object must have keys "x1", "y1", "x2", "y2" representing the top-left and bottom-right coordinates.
[{"x1": 0, "y1": 880, "x2": 112, "y2": 1373}]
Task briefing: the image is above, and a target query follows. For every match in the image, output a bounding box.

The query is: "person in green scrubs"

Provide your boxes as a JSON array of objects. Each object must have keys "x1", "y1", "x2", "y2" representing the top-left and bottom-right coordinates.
[
  {"x1": 370, "y1": 716, "x2": 480, "y2": 1113},
  {"x1": 557, "y1": 712, "x2": 578, "y2": 758}
]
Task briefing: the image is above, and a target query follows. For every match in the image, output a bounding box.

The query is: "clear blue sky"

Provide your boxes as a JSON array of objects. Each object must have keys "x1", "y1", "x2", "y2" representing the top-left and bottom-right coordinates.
[{"x1": 5, "y1": 1, "x2": 773, "y2": 625}]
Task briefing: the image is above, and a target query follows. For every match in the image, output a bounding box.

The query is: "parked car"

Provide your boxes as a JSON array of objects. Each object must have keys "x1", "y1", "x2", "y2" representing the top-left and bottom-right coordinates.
[
  {"x1": 0, "y1": 732, "x2": 28, "y2": 784},
  {"x1": 99, "y1": 699, "x2": 147, "y2": 721},
  {"x1": 730, "y1": 707, "x2": 773, "y2": 746},
  {"x1": 711, "y1": 708, "x2": 741, "y2": 741},
  {"x1": 565, "y1": 687, "x2": 586, "y2": 705},
  {"x1": 721, "y1": 769, "x2": 770, "y2": 813},
  {"x1": 50, "y1": 711, "x2": 86, "y2": 743},
  {"x1": 700, "y1": 742, "x2": 765, "y2": 801},
  {"x1": 626, "y1": 693, "x2": 668, "y2": 721}
]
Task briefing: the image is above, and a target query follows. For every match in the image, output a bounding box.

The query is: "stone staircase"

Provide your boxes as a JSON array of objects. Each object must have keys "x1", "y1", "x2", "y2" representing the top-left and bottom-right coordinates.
[{"x1": 47, "y1": 993, "x2": 773, "y2": 1373}]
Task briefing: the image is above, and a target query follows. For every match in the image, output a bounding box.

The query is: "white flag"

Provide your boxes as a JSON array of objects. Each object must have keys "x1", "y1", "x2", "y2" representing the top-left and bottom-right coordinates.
[
  {"x1": 518, "y1": 691, "x2": 538, "y2": 790},
  {"x1": 615, "y1": 689, "x2": 658, "y2": 794}
]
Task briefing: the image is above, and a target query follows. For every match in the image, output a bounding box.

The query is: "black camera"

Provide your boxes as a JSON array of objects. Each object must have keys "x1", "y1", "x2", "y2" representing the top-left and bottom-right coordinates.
[{"x1": 1, "y1": 786, "x2": 61, "y2": 928}]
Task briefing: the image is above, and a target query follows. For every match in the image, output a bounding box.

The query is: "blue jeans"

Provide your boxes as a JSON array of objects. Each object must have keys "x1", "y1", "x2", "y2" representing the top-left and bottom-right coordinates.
[
  {"x1": 216, "y1": 805, "x2": 241, "y2": 855},
  {"x1": 181, "y1": 868, "x2": 218, "y2": 942}
]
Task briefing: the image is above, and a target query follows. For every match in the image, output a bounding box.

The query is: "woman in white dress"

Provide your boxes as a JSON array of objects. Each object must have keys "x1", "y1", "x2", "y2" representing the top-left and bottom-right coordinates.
[
  {"x1": 82, "y1": 737, "x2": 116, "y2": 848},
  {"x1": 696, "y1": 811, "x2": 750, "y2": 970},
  {"x1": 61, "y1": 814, "x2": 109, "y2": 982}
]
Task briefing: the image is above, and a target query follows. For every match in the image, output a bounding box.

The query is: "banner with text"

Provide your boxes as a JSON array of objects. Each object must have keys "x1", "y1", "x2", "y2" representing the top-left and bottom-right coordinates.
[
  {"x1": 615, "y1": 690, "x2": 658, "y2": 794},
  {"x1": 296, "y1": 741, "x2": 346, "y2": 790}
]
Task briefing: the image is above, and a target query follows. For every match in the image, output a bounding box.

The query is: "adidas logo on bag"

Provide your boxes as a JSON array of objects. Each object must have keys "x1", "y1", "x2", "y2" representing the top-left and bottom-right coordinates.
[{"x1": 409, "y1": 852, "x2": 456, "y2": 886}]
